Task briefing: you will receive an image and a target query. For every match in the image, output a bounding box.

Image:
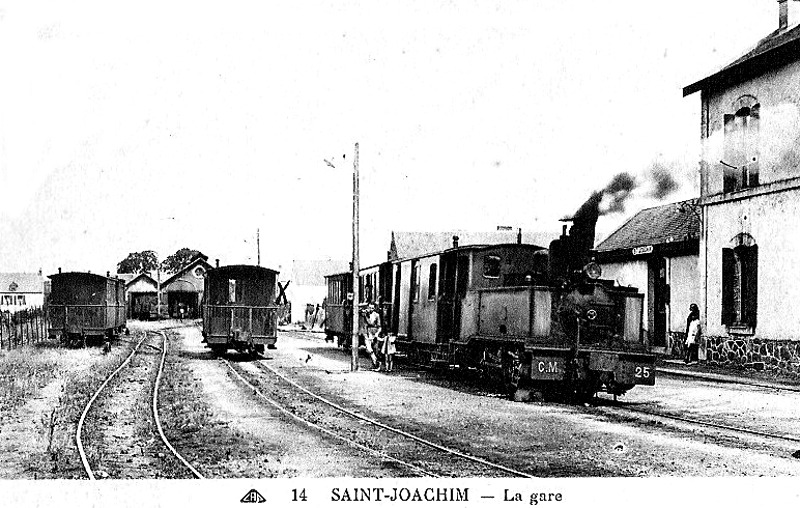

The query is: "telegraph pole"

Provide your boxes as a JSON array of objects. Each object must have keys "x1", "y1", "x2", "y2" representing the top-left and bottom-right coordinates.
[
  {"x1": 257, "y1": 228, "x2": 261, "y2": 266},
  {"x1": 351, "y1": 142, "x2": 360, "y2": 372}
]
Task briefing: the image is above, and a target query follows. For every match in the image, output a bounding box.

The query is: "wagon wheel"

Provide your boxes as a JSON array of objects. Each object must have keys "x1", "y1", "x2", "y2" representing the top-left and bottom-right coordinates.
[{"x1": 501, "y1": 348, "x2": 523, "y2": 397}]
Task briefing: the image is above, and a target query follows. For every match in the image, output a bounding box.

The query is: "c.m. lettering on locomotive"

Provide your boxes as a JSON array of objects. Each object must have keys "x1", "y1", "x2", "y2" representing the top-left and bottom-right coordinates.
[{"x1": 537, "y1": 360, "x2": 559, "y2": 374}]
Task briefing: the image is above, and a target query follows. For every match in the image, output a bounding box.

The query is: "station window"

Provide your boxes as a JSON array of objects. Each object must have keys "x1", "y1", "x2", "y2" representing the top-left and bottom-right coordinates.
[
  {"x1": 428, "y1": 264, "x2": 437, "y2": 300},
  {"x1": 17, "y1": 295, "x2": 25, "y2": 306},
  {"x1": 723, "y1": 99, "x2": 760, "y2": 193},
  {"x1": 722, "y1": 241, "x2": 758, "y2": 330},
  {"x1": 483, "y1": 256, "x2": 501, "y2": 278}
]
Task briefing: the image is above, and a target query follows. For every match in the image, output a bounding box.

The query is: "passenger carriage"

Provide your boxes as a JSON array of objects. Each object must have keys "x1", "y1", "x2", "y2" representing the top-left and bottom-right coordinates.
[
  {"x1": 202, "y1": 264, "x2": 279, "y2": 356},
  {"x1": 324, "y1": 262, "x2": 393, "y2": 348}
]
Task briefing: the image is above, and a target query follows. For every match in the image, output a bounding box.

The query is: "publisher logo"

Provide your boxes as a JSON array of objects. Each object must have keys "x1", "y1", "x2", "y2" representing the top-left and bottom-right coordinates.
[{"x1": 241, "y1": 489, "x2": 266, "y2": 503}]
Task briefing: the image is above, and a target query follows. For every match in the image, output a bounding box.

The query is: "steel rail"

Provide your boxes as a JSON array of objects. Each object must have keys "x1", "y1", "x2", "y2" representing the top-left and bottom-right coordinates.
[
  {"x1": 151, "y1": 331, "x2": 205, "y2": 478},
  {"x1": 598, "y1": 404, "x2": 800, "y2": 445},
  {"x1": 223, "y1": 360, "x2": 437, "y2": 478},
  {"x1": 76, "y1": 332, "x2": 149, "y2": 480},
  {"x1": 77, "y1": 330, "x2": 204, "y2": 480},
  {"x1": 255, "y1": 360, "x2": 535, "y2": 478}
]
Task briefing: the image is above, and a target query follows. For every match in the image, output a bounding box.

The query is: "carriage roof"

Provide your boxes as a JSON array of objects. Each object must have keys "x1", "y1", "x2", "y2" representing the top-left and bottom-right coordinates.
[
  {"x1": 48, "y1": 272, "x2": 123, "y2": 283},
  {"x1": 206, "y1": 264, "x2": 279, "y2": 278}
]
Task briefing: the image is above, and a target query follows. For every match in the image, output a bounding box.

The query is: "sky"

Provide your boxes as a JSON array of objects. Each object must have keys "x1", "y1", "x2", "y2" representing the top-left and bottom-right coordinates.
[{"x1": 0, "y1": 0, "x2": 780, "y2": 277}]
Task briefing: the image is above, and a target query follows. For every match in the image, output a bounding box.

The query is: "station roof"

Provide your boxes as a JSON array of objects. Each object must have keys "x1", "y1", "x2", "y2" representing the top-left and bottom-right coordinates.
[
  {"x1": 595, "y1": 199, "x2": 700, "y2": 253},
  {"x1": 0, "y1": 273, "x2": 44, "y2": 293},
  {"x1": 683, "y1": 24, "x2": 800, "y2": 96}
]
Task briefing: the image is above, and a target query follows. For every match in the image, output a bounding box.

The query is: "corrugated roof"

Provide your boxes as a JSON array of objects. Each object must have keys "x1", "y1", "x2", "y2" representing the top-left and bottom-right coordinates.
[
  {"x1": 291, "y1": 260, "x2": 349, "y2": 286},
  {"x1": 595, "y1": 199, "x2": 700, "y2": 252},
  {"x1": 0, "y1": 273, "x2": 44, "y2": 293},
  {"x1": 390, "y1": 231, "x2": 554, "y2": 261},
  {"x1": 684, "y1": 24, "x2": 800, "y2": 96}
]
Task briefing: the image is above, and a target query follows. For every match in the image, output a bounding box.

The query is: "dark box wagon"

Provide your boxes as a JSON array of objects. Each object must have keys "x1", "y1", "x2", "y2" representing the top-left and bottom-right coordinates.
[
  {"x1": 202, "y1": 264, "x2": 279, "y2": 356},
  {"x1": 46, "y1": 271, "x2": 127, "y2": 346}
]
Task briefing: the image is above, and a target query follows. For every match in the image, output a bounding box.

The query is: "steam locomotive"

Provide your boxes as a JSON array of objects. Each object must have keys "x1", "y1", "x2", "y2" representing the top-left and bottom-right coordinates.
[{"x1": 325, "y1": 200, "x2": 654, "y2": 400}]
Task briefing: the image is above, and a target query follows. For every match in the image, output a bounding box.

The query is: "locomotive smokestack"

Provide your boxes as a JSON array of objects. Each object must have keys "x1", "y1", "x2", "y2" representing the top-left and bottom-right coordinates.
[
  {"x1": 452, "y1": 235, "x2": 459, "y2": 248},
  {"x1": 106, "y1": 271, "x2": 110, "y2": 278},
  {"x1": 517, "y1": 228, "x2": 522, "y2": 244},
  {"x1": 215, "y1": 258, "x2": 219, "y2": 268},
  {"x1": 58, "y1": 267, "x2": 62, "y2": 274}
]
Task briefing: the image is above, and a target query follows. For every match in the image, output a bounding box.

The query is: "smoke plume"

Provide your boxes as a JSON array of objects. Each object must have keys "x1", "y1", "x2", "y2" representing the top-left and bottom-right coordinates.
[
  {"x1": 647, "y1": 161, "x2": 679, "y2": 200},
  {"x1": 601, "y1": 172, "x2": 637, "y2": 214},
  {"x1": 565, "y1": 171, "x2": 638, "y2": 223}
]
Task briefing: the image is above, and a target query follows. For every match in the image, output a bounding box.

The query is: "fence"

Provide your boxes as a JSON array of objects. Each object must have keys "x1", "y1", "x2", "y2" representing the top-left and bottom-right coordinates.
[{"x1": 0, "y1": 306, "x2": 48, "y2": 351}]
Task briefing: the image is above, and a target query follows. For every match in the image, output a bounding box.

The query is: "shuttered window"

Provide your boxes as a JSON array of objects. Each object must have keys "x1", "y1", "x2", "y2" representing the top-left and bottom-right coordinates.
[
  {"x1": 722, "y1": 104, "x2": 760, "y2": 193},
  {"x1": 721, "y1": 246, "x2": 758, "y2": 328}
]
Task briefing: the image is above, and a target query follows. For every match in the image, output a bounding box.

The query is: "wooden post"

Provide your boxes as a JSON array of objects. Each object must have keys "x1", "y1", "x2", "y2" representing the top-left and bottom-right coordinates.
[{"x1": 351, "y1": 142, "x2": 360, "y2": 372}]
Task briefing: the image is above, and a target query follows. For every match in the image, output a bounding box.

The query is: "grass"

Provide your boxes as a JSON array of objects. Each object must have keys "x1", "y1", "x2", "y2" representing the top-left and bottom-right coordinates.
[
  {"x1": 0, "y1": 344, "x2": 61, "y2": 413},
  {"x1": 0, "y1": 335, "x2": 140, "y2": 478}
]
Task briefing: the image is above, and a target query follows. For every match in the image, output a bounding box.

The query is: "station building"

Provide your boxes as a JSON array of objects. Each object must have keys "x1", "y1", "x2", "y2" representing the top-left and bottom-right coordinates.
[
  {"x1": 0, "y1": 272, "x2": 45, "y2": 312},
  {"x1": 594, "y1": 200, "x2": 701, "y2": 358},
  {"x1": 682, "y1": 0, "x2": 800, "y2": 373}
]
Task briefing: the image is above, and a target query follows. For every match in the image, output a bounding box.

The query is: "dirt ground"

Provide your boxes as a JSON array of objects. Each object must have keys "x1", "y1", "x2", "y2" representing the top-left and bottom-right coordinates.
[
  {"x1": 2, "y1": 321, "x2": 799, "y2": 479},
  {"x1": 265, "y1": 330, "x2": 800, "y2": 476},
  {"x1": 159, "y1": 325, "x2": 405, "y2": 477}
]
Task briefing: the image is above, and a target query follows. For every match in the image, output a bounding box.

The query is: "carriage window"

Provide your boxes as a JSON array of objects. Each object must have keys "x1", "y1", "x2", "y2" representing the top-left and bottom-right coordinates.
[
  {"x1": 411, "y1": 262, "x2": 421, "y2": 302},
  {"x1": 229, "y1": 280, "x2": 237, "y2": 303},
  {"x1": 428, "y1": 264, "x2": 437, "y2": 300},
  {"x1": 483, "y1": 256, "x2": 501, "y2": 278},
  {"x1": 17, "y1": 295, "x2": 25, "y2": 306},
  {"x1": 364, "y1": 276, "x2": 374, "y2": 303}
]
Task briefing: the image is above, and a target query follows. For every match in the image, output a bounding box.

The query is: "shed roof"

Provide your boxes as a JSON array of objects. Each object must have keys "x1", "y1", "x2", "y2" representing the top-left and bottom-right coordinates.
[
  {"x1": 390, "y1": 231, "x2": 554, "y2": 261},
  {"x1": 683, "y1": 24, "x2": 800, "y2": 96},
  {"x1": 595, "y1": 199, "x2": 700, "y2": 252},
  {"x1": 160, "y1": 256, "x2": 213, "y2": 287},
  {"x1": 0, "y1": 273, "x2": 44, "y2": 293}
]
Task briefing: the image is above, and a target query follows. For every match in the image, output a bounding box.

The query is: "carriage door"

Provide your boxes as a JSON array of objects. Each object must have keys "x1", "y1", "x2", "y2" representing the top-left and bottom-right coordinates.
[
  {"x1": 437, "y1": 253, "x2": 468, "y2": 342},
  {"x1": 649, "y1": 256, "x2": 668, "y2": 348}
]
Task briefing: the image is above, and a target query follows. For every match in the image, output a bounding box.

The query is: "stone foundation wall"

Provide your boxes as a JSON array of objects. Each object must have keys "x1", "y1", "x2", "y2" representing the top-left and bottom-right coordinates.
[
  {"x1": 668, "y1": 331, "x2": 687, "y2": 359},
  {"x1": 704, "y1": 336, "x2": 800, "y2": 377}
]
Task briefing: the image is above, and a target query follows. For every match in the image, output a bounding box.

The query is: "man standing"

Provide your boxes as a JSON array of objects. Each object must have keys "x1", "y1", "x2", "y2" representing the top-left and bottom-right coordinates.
[{"x1": 364, "y1": 305, "x2": 381, "y2": 370}]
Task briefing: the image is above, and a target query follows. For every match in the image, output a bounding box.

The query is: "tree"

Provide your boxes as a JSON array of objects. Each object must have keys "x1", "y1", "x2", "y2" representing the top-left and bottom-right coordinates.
[
  {"x1": 160, "y1": 248, "x2": 205, "y2": 273},
  {"x1": 117, "y1": 251, "x2": 159, "y2": 274}
]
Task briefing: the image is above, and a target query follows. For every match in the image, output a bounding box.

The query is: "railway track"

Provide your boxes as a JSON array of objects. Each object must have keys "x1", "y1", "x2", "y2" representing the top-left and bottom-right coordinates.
[
  {"x1": 76, "y1": 330, "x2": 204, "y2": 479},
  {"x1": 591, "y1": 399, "x2": 800, "y2": 455},
  {"x1": 223, "y1": 357, "x2": 535, "y2": 478}
]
